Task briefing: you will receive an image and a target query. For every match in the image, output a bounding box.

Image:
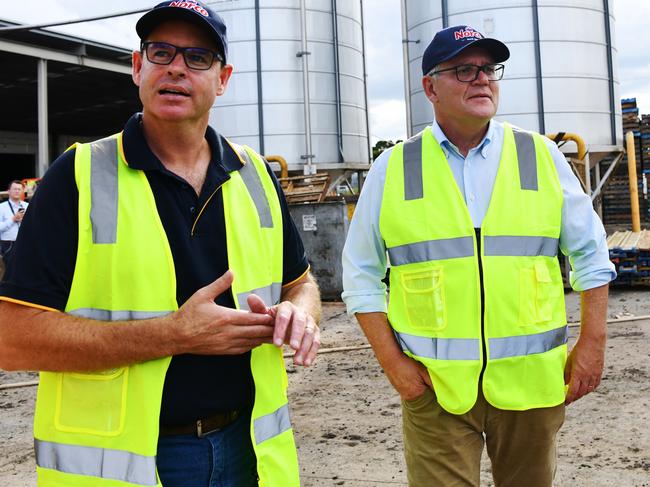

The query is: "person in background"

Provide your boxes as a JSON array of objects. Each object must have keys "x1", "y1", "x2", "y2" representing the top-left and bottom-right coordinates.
[
  {"x1": 0, "y1": 180, "x2": 28, "y2": 259},
  {"x1": 342, "y1": 24, "x2": 615, "y2": 487},
  {"x1": 0, "y1": 2, "x2": 321, "y2": 486}
]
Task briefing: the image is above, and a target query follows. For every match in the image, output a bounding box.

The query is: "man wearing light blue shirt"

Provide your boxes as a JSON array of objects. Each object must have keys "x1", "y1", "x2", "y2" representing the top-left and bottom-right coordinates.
[
  {"x1": 0, "y1": 180, "x2": 28, "y2": 260},
  {"x1": 342, "y1": 25, "x2": 615, "y2": 487}
]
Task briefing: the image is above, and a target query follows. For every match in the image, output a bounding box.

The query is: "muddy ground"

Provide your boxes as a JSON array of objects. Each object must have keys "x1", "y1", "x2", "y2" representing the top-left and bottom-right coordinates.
[{"x1": 1, "y1": 288, "x2": 649, "y2": 486}]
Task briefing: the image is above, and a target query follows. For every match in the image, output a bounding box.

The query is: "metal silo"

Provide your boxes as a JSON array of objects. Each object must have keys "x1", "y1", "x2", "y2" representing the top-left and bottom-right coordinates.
[
  {"x1": 401, "y1": 0, "x2": 622, "y2": 149},
  {"x1": 208, "y1": 0, "x2": 371, "y2": 174}
]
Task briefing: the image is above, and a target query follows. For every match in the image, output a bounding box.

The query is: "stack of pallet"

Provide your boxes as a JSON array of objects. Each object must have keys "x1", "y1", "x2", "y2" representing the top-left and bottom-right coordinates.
[
  {"x1": 607, "y1": 230, "x2": 650, "y2": 285},
  {"x1": 642, "y1": 114, "x2": 650, "y2": 221},
  {"x1": 601, "y1": 98, "x2": 647, "y2": 225},
  {"x1": 622, "y1": 98, "x2": 641, "y2": 136},
  {"x1": 278, "y1": 173, "x2": 331, "y2": 204}
]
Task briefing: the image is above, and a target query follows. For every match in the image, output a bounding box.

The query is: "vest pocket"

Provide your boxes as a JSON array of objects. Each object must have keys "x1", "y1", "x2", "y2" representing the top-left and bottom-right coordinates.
[
  {"x1": 55, "y1": 367, "x2": 128, "y2": 436},
  {"x1": 519, "y1": 261, "x2": 558, "y2": 325},
  {"x1": 400, "y1": 267, "x2": 446, "y2": 331}
]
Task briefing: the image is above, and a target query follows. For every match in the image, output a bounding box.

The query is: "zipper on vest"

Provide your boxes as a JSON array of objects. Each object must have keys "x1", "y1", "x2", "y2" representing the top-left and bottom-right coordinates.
[
  {"x1": 475, "y1": 228, "x2": 488, "y2": 380},
  {"x1": 191, "y1": 181, "x2": 225, "y2": 236}
]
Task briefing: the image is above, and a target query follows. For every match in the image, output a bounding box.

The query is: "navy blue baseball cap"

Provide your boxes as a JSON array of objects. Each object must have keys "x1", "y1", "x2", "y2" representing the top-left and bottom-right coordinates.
[
  {"x1": 136, "y1": 1, "x2": 228, "y2": 62},
  {"x1": 421, "y1": 25, "x2": 509, "y2": 75}
]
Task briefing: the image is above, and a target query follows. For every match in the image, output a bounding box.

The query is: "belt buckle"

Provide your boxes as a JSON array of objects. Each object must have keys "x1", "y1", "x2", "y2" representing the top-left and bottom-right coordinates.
[
  {"x1": 196, "y1": 411, "x2": 238, "y2": 438},
  {"x1": 196, "y1": 419, "x2": 218, "y2": 438}
]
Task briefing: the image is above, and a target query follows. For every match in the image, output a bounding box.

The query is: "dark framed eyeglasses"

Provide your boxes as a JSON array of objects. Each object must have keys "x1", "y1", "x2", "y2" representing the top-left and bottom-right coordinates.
[
  {"x1": 141, "y1": 41, "x2": 224, "y2": 71},
  {"x1": 430, "y1": 63, "x2": 505, "y2": 82}
]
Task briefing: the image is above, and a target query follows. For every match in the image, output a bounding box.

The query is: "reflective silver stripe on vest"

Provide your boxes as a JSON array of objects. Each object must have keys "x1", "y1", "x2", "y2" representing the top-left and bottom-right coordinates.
[
  {"x1": 90, "y1": 137, "x2": 119, "y2": 244},
  {"x1": 513, "y1": 129, "x2": 538, "y2": 191},
  {"x1": 35, "y1": 439, "x2": 157, "y2": 486},
  {"x1": 68, "y1": 309, "x2": 172, "y2": 321},
  {"x1": 235, "y1": 147, "x2": 273, "y2": 228},
  {"x1": 483, "y1": 235, "x2": 558, "y2": 257},
  {"x1": 237, "y1": 282, "x2": 283, "y2": 310},
  {"x1": 489, "y1": 325, "x2": 568, "y2": 360},
  {"x1": 253, "y1": 403, "x2": 291, "y2": 445},
  {"x1": 403, "y1": 132, "x2": 424, "y2": 200},
  {"x1": 394, "y1": 331, "x2": 480, "y2": 361},
  {"x1": 387, "y1": 236, "x2": 474, "y2": 265}
]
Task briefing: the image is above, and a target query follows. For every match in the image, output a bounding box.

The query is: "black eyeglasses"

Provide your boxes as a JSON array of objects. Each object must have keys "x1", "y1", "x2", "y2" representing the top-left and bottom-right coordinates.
[
  {"x1": 430, "y1": 63, "x2": 505, "y2": 82},
  {"x1": 141, "y1": 41, "x2": 224, "y2": 70}
]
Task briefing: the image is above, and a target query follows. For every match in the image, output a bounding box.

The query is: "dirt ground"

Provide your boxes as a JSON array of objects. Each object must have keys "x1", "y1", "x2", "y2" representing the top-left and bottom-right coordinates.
[{"x1": 1, "y1": 288, "x2": 649, "y2": 486}]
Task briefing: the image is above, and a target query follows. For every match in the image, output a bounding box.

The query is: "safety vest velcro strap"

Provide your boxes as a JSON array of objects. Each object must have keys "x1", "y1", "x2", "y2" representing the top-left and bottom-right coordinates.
[
  {"x1": 483, "y1": 235, "x2": 558, "y2": 257},
  {"x1": 68, "y1": 308, "x2": 172, "y2": 321},
  {"x1": 394, "y1": 331, "x2": 481, "y2": 360},
  {"x1": 89, "y1": 136, "x2": 119, "y2": 244},
  {"x1": 237, "y1": 282, "x2": 283, "y2": 310},
  {"x1": 512, "y1": 129, "x2": 538, "y2": 191},
  {"x1": 403, "y1": 132, "x2": 424, "y2": 200},
  {"x1": 35, "y1": 439, "x2": 158, "y2": 486},
  {"x1": 387, "y1": 236, "x2": 474, "y2": 265},
  {"x1": 489, "y1": 325, "x2": 568, "y2": 359},
  {"x1": 254, "y1": 403, "x2": 292, "y2": 445},
  {"x1": 234, "y1": 146, "x2": 274, "y2": 228}
]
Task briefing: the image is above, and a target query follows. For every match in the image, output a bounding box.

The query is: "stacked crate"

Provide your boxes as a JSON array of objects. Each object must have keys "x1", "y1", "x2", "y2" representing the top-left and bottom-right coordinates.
[
  {"x1": 607, "y1": 230, "x2": 650, "y2": 285},
  {"x1": 601, "y1": 98, "x2": 646, "y2": 225},
  {"x1": 622, "y1": 98, "x2": 641, "y2": 136},
  {"x1": 642, "y1": 114, "x2": 650, "y2": 221}
]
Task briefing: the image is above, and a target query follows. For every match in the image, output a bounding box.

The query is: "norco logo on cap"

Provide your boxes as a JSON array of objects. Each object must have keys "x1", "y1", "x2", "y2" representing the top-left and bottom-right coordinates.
[
  {"x1": 454, "y1": 28, "x2": 483, "y2": 41},
  {"x1": 169, "y1": 1, "x2": 209, "y2": 17}
]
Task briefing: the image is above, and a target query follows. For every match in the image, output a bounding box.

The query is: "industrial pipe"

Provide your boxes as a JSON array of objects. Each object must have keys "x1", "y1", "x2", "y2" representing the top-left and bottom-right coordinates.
[
  {"x1": 400, "y1": 0, "x2": 412, "y2": 139},
  {"x1": 298, "y1": 0, "x2": 314, "y2": 175},
  {"x1": 331, "y1": 0, "x2": 345, "y2": 163},
  {"x1": 266, "y1": 155, "x2": 289, "y2": 179},
  {"x1": 625, "y1": 131, "x2": 641, "y2": 232},
  {"x1": 546, "y1": 132, "x2": 591, "y2": 194},
  {"x1": 545, "y1": 132, "x2": 587, "y2": 161}
]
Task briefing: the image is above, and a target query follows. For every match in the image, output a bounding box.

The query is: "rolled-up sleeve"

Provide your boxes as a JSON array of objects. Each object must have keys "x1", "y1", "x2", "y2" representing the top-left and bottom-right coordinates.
[
  {"x1": 341, "y1": 149, "x2": 393, "y2": 315},
  {"x1": 545, "y1": 139, "x2": 616, "y2": 291}
]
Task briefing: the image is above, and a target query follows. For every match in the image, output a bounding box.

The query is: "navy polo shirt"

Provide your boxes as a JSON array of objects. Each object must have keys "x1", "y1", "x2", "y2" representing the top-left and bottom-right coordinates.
[{"x1": 0, "y1": 113, "x2": 309, "y2": 426}]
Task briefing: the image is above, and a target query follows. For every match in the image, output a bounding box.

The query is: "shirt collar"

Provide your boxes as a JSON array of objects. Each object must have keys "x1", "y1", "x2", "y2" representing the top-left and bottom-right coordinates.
[
  {"x1": 431, "y1": 119, "x2": 494, "y2": 159},
  {"x1": 121, "y1": 113, "x2": 243, "y2": 173}
]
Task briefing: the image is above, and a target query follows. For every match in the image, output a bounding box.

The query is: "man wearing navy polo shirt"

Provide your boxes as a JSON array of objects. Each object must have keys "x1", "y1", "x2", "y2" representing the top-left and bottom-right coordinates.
[
  {"x1": 343, "y1": 25, "x2": 615, "y2": 486},
  {"x1": 0, "y1": 2, "x2": 320, "y2": 486}
]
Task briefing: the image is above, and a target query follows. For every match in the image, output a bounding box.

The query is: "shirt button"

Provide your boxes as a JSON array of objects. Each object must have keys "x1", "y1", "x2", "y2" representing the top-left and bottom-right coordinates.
[
  {"x1": 190, "y1": 206, "x2": 196, "y2": 214},
  {"x1": 469, "y1": 194, "x2": 476, "y2": 201}
]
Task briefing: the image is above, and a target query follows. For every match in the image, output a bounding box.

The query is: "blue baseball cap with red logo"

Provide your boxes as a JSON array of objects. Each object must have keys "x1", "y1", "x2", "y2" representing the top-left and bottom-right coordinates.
[
  {"x1": 136, "y1": 0, "x2": 228, "y2": 62},
  {"x1": 421, "y1": 25, "x2": 509, "y2": 75}
]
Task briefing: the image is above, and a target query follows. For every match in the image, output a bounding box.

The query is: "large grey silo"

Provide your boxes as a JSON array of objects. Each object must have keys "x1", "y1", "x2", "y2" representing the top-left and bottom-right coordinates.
[
  {"x1": 401, "y1": 0, "x2": 621, "y2": 149},
  {"x1": 208, "y1": 0, "x2": 371, "y2": 173}
]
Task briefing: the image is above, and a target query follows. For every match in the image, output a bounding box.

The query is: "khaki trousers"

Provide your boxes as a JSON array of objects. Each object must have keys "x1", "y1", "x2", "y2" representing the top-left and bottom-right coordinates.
[{"x1": 402, "y1": 387, "x2": 565, "y2": 487}]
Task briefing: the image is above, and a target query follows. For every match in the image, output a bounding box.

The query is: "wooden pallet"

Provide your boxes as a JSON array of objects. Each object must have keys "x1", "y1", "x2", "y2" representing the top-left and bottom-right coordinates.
[
  {"x1": 608, "y1": 230, "x2": 649, "y2": 251},
  {"x1": 278, "y1": 173, "x2": 330, "y2": 204}
]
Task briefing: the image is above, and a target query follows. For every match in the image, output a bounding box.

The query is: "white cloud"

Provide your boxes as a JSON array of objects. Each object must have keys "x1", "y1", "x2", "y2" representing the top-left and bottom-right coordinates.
[
  {"x1": 4, "y1": 0, "x2": 650, "y2": 131},
  {"x1": 0, "y1": 1, "x2": 150, "y2": 49},
  {"x1": 613, "y1": 0, "x2": 650, "y2": 115},
  {"x1": 369, "y1": 98, "x2": 407, "y2": 144}
]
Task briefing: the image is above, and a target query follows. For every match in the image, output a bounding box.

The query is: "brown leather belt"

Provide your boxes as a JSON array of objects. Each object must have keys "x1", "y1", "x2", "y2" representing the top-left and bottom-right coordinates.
[{"x1": 159, "y1": 410, "x2": 241, "y2": 437}]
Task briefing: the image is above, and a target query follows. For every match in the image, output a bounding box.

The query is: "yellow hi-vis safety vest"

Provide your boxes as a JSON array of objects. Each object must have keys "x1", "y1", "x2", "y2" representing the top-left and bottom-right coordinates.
[
  {"x1": 379, "y1": 123, "x2": 567, "y2": 415},
  {"x1": 33, "y1": 133, "x2": 300, "y2": 486}
]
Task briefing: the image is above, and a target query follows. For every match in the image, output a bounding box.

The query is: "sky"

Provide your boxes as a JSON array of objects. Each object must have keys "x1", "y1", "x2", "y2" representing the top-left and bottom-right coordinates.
[{"x1": 1, "y1": 0, "x2": 648, "y2": 145}]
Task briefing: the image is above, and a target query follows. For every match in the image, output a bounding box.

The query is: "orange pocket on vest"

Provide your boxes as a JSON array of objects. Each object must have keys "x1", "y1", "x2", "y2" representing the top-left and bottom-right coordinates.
[
  {"x1": 401, "y1": 267, "x2": 446, "y2": 331},
  {"x1": 55, "y1": 367, "x2": 128, "y2": 436}
]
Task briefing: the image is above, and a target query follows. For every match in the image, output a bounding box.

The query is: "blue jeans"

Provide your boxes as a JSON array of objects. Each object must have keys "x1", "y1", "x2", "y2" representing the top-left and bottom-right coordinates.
[{"x1": 156, "y1": 410, "x2": 258, "y2": 487}]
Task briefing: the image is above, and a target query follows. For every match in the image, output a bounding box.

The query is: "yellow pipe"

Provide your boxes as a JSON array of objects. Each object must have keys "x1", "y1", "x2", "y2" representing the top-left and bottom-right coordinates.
[
  {"x1": 625, "y1": 131, "x2": 641, "y2": 232},
  {"x1": 545, "y1": 133, "x2": 587, "y2": 161},
  {"x1": 265, "y1": 155, "x2": 289, "y2": 179}
]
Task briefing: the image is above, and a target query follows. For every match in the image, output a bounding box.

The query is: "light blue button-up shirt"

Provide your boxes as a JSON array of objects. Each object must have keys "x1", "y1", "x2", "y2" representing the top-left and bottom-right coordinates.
[{"x1": 341, "y1": 119, "x2": 616, "y2": 315}]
